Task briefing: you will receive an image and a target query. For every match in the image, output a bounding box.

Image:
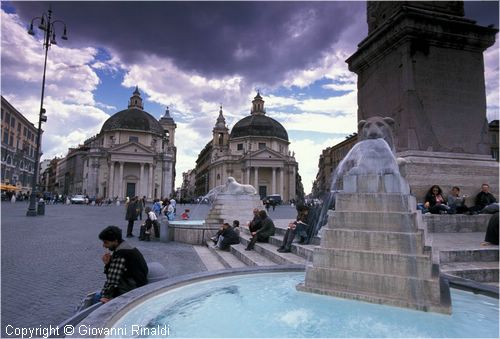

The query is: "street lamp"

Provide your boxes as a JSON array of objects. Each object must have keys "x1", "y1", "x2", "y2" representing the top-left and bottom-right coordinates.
[{"x1": 26, "y1": 8, "x2": 68, "y2": 216}]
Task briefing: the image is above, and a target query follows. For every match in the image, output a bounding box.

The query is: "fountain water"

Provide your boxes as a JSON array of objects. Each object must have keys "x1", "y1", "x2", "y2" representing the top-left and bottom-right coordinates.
[{"x1": 298, "y1": 135, "x2": 451, "y2": 314}]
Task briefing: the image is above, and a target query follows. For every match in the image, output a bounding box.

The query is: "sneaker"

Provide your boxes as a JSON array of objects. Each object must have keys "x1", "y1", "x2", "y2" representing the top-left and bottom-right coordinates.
[
  {"x1": 277, "y1": 247, "x2": 284, "y2": 252},
  {"x1": 245, "y1": 247, "x2": 253, "y2": 251}
]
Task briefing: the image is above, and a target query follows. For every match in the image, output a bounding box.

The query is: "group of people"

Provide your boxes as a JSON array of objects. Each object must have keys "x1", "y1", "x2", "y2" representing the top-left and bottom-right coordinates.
[
  {"x1": 125, "y1": 196, "x2": 193, "y2": 241},
  {"x1": 422, "y1": 184, "x2": 498, "y2": 215},
  {"x1": 92, "y1": 184, "x2": 498, "y2": 308}
]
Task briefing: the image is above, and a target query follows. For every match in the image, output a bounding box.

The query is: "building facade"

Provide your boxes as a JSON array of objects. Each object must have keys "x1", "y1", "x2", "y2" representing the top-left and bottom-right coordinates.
[
  {"x1": 54, "y1": 88, "x2": 176, "y2": 200},
  {"x1": 312, "y1": 133, "x2": 357, "y2": 199},
  {"x1": 194, "y1": 93, "x2": 302, "y2": 202},
  {"x1": 1, "y1": 96, "x2": 39, "y2": 194}
]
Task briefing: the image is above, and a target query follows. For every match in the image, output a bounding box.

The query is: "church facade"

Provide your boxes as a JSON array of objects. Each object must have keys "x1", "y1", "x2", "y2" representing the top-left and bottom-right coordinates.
[
  {"x1": 79, "y1": 88, "x2": 176, "y2": 200},
  {"x1": 194, "y1": 93, "x2": 302, "y2": 202}
]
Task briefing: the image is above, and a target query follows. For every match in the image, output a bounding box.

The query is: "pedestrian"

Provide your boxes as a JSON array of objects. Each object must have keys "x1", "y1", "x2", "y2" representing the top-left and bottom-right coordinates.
[
  {"x1": 152, "y1": 198, "x2": 162, "y2": 217},
  {"x1": 97, "y1": 226, "x2": 148, "y2": 303},
  {"x1": 125, "y1": 197, "x2": 139, "y2": 237}
]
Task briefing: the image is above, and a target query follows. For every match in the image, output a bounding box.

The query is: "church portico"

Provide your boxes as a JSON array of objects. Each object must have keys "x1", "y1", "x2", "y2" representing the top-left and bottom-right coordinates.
[{"x1": 81, "y1": 88, "x2": 177, "y2": 201}]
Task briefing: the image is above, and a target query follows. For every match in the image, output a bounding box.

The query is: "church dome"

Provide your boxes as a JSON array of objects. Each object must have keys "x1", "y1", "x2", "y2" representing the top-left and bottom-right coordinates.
[
  {"x1": 100, "y1": 87, "x2": 164, "y2": 135},
  {"x1": 100, "y1": 108, "x2": 164, "y2": 135},
  {"x1": 230, "y1": 92, "x2": 288, "y2": 141},
  {"x1": 230, "y1": 114, "x2": 289, "y2": 141}
]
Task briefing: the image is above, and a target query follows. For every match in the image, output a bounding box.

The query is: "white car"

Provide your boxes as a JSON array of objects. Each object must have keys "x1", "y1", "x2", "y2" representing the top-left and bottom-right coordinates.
[{"x1": 71, "y1": 195, "x2": 86, "y2": 204}]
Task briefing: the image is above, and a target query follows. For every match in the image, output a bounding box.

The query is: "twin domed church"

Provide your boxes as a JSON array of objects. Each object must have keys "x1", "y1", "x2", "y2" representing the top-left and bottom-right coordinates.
[{"x1": 80, "y1": 88, "x2": 302, "y2": 202}]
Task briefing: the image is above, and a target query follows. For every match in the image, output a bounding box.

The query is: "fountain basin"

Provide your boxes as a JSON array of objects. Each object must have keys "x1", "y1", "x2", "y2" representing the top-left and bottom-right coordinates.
[
  {"x1": 76, "y1": 267, "x2": 499, "y2": 338},
  {"x1": 162, "y1": 220, "x2": 218, "y2": 245}
]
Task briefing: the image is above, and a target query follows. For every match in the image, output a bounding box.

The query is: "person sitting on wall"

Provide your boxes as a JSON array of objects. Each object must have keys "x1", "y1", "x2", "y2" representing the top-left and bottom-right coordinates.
[
  {"x1": 471, "y1": 184, "x2": 498, "y2": 214},
  {"x1": 424, "y1": 185, "x2": 452, "y2": 214},
  {"x1": 213, "y1": 222, "x2": 240, "y2": 251},
  {"x1": 97, "y1": 226, "x2": 148, "y2": 304},
  {"x1": 277, "y1": 204, "x2": 310, "y2": 253},
  {"x1": 481, "y1": 212, "x2": 499, "y2": 246},
  {"x1": 181, "y1": 209, "x2": 190, "y2": 220},
  {"x1": 447, "y1": 186, "x2": 470, "y2": 214},
  {"x1": 245, "y1": 210, "x2": 275, "y2": 251}
]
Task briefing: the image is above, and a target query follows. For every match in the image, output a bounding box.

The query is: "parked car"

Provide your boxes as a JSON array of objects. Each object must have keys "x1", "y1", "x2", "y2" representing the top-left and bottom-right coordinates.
[
  {"x1": 70, "y1": 195, "x2": 86, "y2": 204},
  {"x1": 264, "y1": 194, "x2": 282, "y2": 205}
]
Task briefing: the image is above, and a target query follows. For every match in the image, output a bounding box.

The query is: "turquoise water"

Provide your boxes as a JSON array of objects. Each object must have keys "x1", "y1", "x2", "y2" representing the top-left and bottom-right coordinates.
[{"x1": 109, "y1": 272, "x2": 499, "y2": 338}]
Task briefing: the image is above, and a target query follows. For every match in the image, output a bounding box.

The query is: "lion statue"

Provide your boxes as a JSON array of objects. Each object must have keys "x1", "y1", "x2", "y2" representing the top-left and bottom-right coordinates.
[
  {"x1": 340, "y1": 116, "x2": 406, "y2": 177},
  {"x1": 224, "y1": 177, "x2": 257, "y2": 195},
  {"x1": 358, "y1": 116, "x2": 396, "y2": 151}
]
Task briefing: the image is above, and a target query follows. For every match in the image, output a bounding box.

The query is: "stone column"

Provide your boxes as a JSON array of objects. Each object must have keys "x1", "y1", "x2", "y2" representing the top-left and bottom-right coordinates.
[
  {"x1": 118, "y1": 162, "x2": 124, "y2": 198},
  {"x1": 246, "y1": 167, "x2": 250, "y2": 184},
  {"x1": 108, "y1": 161, "x2": 115, "y2": 198},
  {"x1": 139, "y1": 162, "x2": 145, "y2": 198},
  {"x1": 148, "y1": 163, "x2": 153, "y2": 199},
  {"x1": 254, "y1": 167, "x2": 259, "y2": 191},
  {"x1": 280, "y1": 167, "x2": 284, "y2": 199},
  {"x1": 272, "y1": 167, "x2": 276, "y2": 194}
]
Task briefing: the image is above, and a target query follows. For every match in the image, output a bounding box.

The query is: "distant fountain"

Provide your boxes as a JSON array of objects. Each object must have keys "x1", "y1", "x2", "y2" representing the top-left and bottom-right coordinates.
[{"x1": 298, "y1": 116, "x2": 452, "y2": 314}]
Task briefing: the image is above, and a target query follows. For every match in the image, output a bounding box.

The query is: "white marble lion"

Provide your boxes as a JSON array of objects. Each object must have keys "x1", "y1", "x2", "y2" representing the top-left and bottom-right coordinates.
[{"x1": 224, "y1": 177, "x2": 257, "y2": 195}]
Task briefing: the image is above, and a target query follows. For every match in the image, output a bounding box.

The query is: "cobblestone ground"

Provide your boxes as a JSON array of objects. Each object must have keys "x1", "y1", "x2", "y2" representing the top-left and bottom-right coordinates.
[{"x1": 1, "y1": 201, "x2": 296, "y2": 337}]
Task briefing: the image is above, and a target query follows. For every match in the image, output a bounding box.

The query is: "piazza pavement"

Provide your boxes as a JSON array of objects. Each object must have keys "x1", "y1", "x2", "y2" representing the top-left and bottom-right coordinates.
[{"x1": 0, "y1": 200, "x2": 296, "y2": 337}]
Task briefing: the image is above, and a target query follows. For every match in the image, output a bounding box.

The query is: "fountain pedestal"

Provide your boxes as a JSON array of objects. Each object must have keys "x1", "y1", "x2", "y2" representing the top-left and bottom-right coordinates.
[
  {"x1": 204, "y1": 193, "x2": 262, "y2": 240},
  {"x1": 298, "y1": 174, "x2": 452, "y2": 314}
]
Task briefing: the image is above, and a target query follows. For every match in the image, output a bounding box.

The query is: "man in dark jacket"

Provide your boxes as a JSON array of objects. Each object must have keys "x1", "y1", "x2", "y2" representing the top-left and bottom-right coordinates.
[
  {"x1": 215, "y1": 222, "x2": 240, "y2": 251},
  {"x1": 245, "y1": 210, "x2": 275, "y2": 251},
  {"x1": 247, "y1": 208, "x2": 262, "y2": 232},
  {"x1": 125, "y1": 197, "x2": 138, "y2": 237},
  {"x1": 98, "y1": 226, "x2": 148, "y2": 303},
  {"x1": 471, "y1": 184, "x2": 498, "y2": 214}
]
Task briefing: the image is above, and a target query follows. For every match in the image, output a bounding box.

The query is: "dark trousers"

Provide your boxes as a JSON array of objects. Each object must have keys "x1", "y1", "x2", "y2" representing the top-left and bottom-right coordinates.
[
  {"x1": 485, "y1": 213, "x2": 499, "y2": 245},
  {"x1": 281, "y1": 228, "x2": 296, "y2": 250},
  {"x1": 127, "y1": 219, "x2": 135, "y2": 236},
  {"x1": 246, "y1": 234, "x2": 269, "y2": 250}
]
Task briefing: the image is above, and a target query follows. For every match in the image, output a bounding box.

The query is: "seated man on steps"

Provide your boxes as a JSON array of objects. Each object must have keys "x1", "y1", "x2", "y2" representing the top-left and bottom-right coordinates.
[
  {"x1": 247, "y1": 208, "x2": 262, "y2": 233},
  {"x1": 278, "y1": 204, "x2": 310, "y2": 253},
  {"x1": 213, "y1": 222, "x2": 240, "y2": 251},
  {"x1": 245, "y1": 210, "x2": 275, "y2": 251}
]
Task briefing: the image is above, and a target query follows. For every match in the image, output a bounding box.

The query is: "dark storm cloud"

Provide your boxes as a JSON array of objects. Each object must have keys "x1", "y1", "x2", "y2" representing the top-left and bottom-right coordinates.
[
  {"x1": 11, "y1": 1, "x2": 364, "y2": 85},
  {"x1": 464, "y1": 1, "x2": 499, "y2": 27}
]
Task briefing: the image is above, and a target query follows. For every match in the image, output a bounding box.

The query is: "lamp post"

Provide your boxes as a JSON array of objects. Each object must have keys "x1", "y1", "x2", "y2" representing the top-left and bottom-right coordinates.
[{"x1": 26, "y1": 8, "x2": 68, "y2": 216}]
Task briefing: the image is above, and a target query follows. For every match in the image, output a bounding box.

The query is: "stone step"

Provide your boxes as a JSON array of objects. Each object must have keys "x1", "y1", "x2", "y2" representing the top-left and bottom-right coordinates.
[
  {"x1": 230, "y1": 244, "x2": 277, "y2": 266},
  {"x1": 206, "y1": 245, "x2": 247, "y2": 269},
  {"x1": 330, "y1": 211, "x2": 419, "y2": 232},
  {"x1": 320, "y1": 229, "x2": 430, "y2": 254},
  {"x1": 335, "y1": 193, "x2": 416, "y2": 213},
  {"x1": 439, "y1": 248, "x2": 499, "y2": 263},
  {"x1": 304, "y1": 266, "x2": 442, "y2": 304},
  {"x1": 423, "y1": 214, "x2": 490, "y2": 233},
  {"x1": 310, "y1": 248, "x2": 436, "y2": 279},
  {"x1": 441, "y1": 261, "x2": 499, "y2": 283},
  {"x1": 268, "y1": 235, "x2": 315, "y2": 261},
  {"x1": 238, "y1": 232, "x2": 308, "y2": 265}
]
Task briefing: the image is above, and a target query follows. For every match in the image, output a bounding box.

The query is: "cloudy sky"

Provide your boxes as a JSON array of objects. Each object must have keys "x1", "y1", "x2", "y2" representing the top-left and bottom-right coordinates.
[{"x1": 1, "y1": 1, "x2": 499, "y2": 194}]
